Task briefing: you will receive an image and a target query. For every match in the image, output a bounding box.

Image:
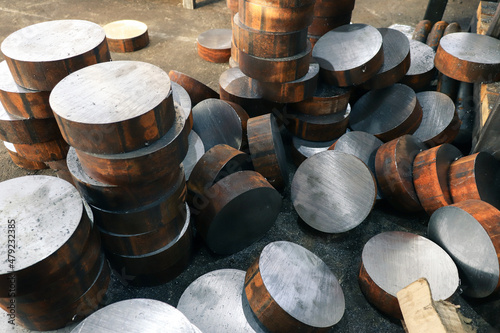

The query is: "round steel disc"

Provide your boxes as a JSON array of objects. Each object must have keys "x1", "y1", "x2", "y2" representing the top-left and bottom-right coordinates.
[
  {"x1": 291, "y1": 150, "x2": 376, "y2": 233},
  {"x1": 259, "y1": 241, "x2": 345, "y2": 328},
  {"x1": 192, "y1": 99, "x2": 245, "y2": 151},
  {"x1": 413, "y1": 91, "x2": 457, "y2": 144},
  {"x1": 362, "y1": 231, "x2": 459, "y2": 300},
  {"x1": 72, "y1": 298, "x2": 201, "y2": 332},
  {"x1": 428, "y1": 204, "x2": 500, "y2": 298},
  {"x1": 177, "y1": 269, "x2": 265, "y2": 332},
  {"x1": 0, "y1": 175, "x2": 83, "y2": 273}
]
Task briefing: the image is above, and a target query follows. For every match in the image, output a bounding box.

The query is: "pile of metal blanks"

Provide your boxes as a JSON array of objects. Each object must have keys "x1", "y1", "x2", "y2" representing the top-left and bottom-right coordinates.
[
  {"x1": 0, "y1": 20, "x2": 111, "y2": 181},
  {"x1": 51, "y1": 60, "x2": 193, "y2": 287}
]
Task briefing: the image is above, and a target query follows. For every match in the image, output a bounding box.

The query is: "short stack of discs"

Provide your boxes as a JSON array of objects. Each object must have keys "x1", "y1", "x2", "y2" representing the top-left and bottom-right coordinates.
[
  {"x1": 72, "y1": 299, "x2": 201, "y2": 332},
  {"x1": 245, "y1": 241, "x2": 345, "y2": 331},
  {"x1": 286, "y1": 78, "x2": 351, "y2": 145},
  {"x1": 359, "y1": 231, "x2": 459, "y2": 318},
  {"x1": 308, "y1": 0, "x2": 355, "y2": 46},
  {"x1": 0, "y1": 20, "x2": 111, "y2": 171},
  {"x1": 51, "y1": 60, "x2": 192, "y2": 286},
  {"x1": 103, "y1": 20, "x2": 149, "y2": 53},
  {"x1": 0, "y1": 176, "x2": 109, "y2": 330},
  {"x1": 232, "y1": 0, "x2": 316, "y2": 105}
]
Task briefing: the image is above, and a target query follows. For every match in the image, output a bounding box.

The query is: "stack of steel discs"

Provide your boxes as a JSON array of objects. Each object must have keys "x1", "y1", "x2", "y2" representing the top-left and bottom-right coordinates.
[
  {"x1": 308, "y1": 0, "x2": 355, "y2": 47},
  {"x1": 0, "y1": 175, "x2": 109, "y2": 331},
  {"x1": 233, "y1": 0, "x2": 316, "y2": 104},
  {"x1": 50, "y1": 60, "x2": 192, "y2": 287},
  {"x1": 0, "y1": 20, "x2": 110, "y2": 179}
]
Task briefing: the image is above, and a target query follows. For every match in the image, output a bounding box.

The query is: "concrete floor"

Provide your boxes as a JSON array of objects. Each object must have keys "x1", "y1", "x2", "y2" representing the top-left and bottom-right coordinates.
[{"x1": 1, "y1": 0, "x2": 499, "y2": 332}]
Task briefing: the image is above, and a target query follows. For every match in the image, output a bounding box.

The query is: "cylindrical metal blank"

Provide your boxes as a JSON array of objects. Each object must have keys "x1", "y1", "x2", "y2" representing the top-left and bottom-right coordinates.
[
  {"x1": 238, "y1": 0, "x2": 315, "y2": 33},
  {"x1": 219, "y1": 67, "x2": 266, "y2": 117},
  {"x1": 0, "y1": 176, "x2": 109, "y2": 331},
  {"x1": 188, "y1": 144, "x2": 253, "y2": 205},
  {"x1": 362, "y1": 28, "x2": 411, "y2": 90},
  {"x1": 238, "y1": 43, "x2": 312, "y2": 83},
  {"x1": 313, "y1": 24, "x2": 384, "y2": 87},
  {"x1": 428, "y1": 200, "x2": 500, "y2": 298},
  {"x1": 13, "y1": 138, "x2": 69, "y2": 162},
  {"x1": 291, "y1": 150, "x2": 377, "y2": 233},
  {"x1": 50, "y1": 61, "x2": 175, "y2": 155},
  {"x1": 103, "y1": 20, "x2": 150, "y2": 53},
  {"x1": 448, "y1": 152, "x2": 500, "y2": 209},
  {"x1": 413, "y1": 144, "x2": 463, "y2": 215},
  {"x1": 0, "y1": 103, "x2": 61, "y2": 144},
  {"x1": 195, "y1": 171, "x2": 282, "y2": 254},
  {"x1": 287, "y1": 80, "x2": 351, "y2": 116},
  {"x1": 75, "y1": 106, "x2": 189, "y2": 186},
  {"x1": 233, "y1": 13, "x2": 308, "y2": 59},
  {"x1": 350, "y1": 84, "x2": 422, "y2": 142},
  {"x1": 90, "y1": 172, "x2": 186, "y2": 236},
  {"x1": 413, "y1": 91, "x2": 460, "y2": 147},
  {"x1": 72, "y1": 299, "x2": 202, "y2": 333},
  {"x1": 178, "y1": 269, "x2": 265, "y2": 333},
  {"x1": 67, "y1": 147, "x2": 184, "y2": 211},
  {"x1": 247, "y1": 114, "x2": 289, "y2": 190},
  {"x1": 197, "y1": 29, "x2": 232, "y2": 63},
  {"x1": 435, "y1": 32, "x2": 500, "y2": 83},
  {"x1": 285, "y1": 105, "x2": 350, "y2": 142},
  {"x1": 400, "y1": 40, "x2": 435, "y2": 91},
  {"x1": 105, "y1": 204, "x2": 192, "y2": 286},
  {"x1": 260, "y1": 62, "x2": 319, "y2": 103},
  {"x1": 245, "y1": 241, "x2": 345, "y2": 332},
  {"x1": 168, "y1": 70, "x2": 219, "y2": 107},
  {"x1": 375, "y1": 135, "x2": 427, "y2": 212},
  {"x1": 3, "y1": 142, "x2": 48, "y2": 170},
  {"x1": 0, "y1": 61, "x2": 53, "y2": 119},
  {"x1": 0, "y1": 20, "x2": 111, "y2": 91},
  {"x1": 192, "y1": 98, "x2": 249, "y2": 152},
  {"x1": 359, "y1": 231, "x2": 459, "y2": 319}
]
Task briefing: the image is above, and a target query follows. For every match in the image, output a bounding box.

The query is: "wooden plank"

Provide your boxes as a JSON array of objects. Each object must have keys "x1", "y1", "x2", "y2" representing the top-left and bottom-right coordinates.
[
  {"x1": 472, "y1": 2, "x2": 500, "y2": 156},
  {"x1": 397, "y1": 278, "x2": 475, "y2": 333}
]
